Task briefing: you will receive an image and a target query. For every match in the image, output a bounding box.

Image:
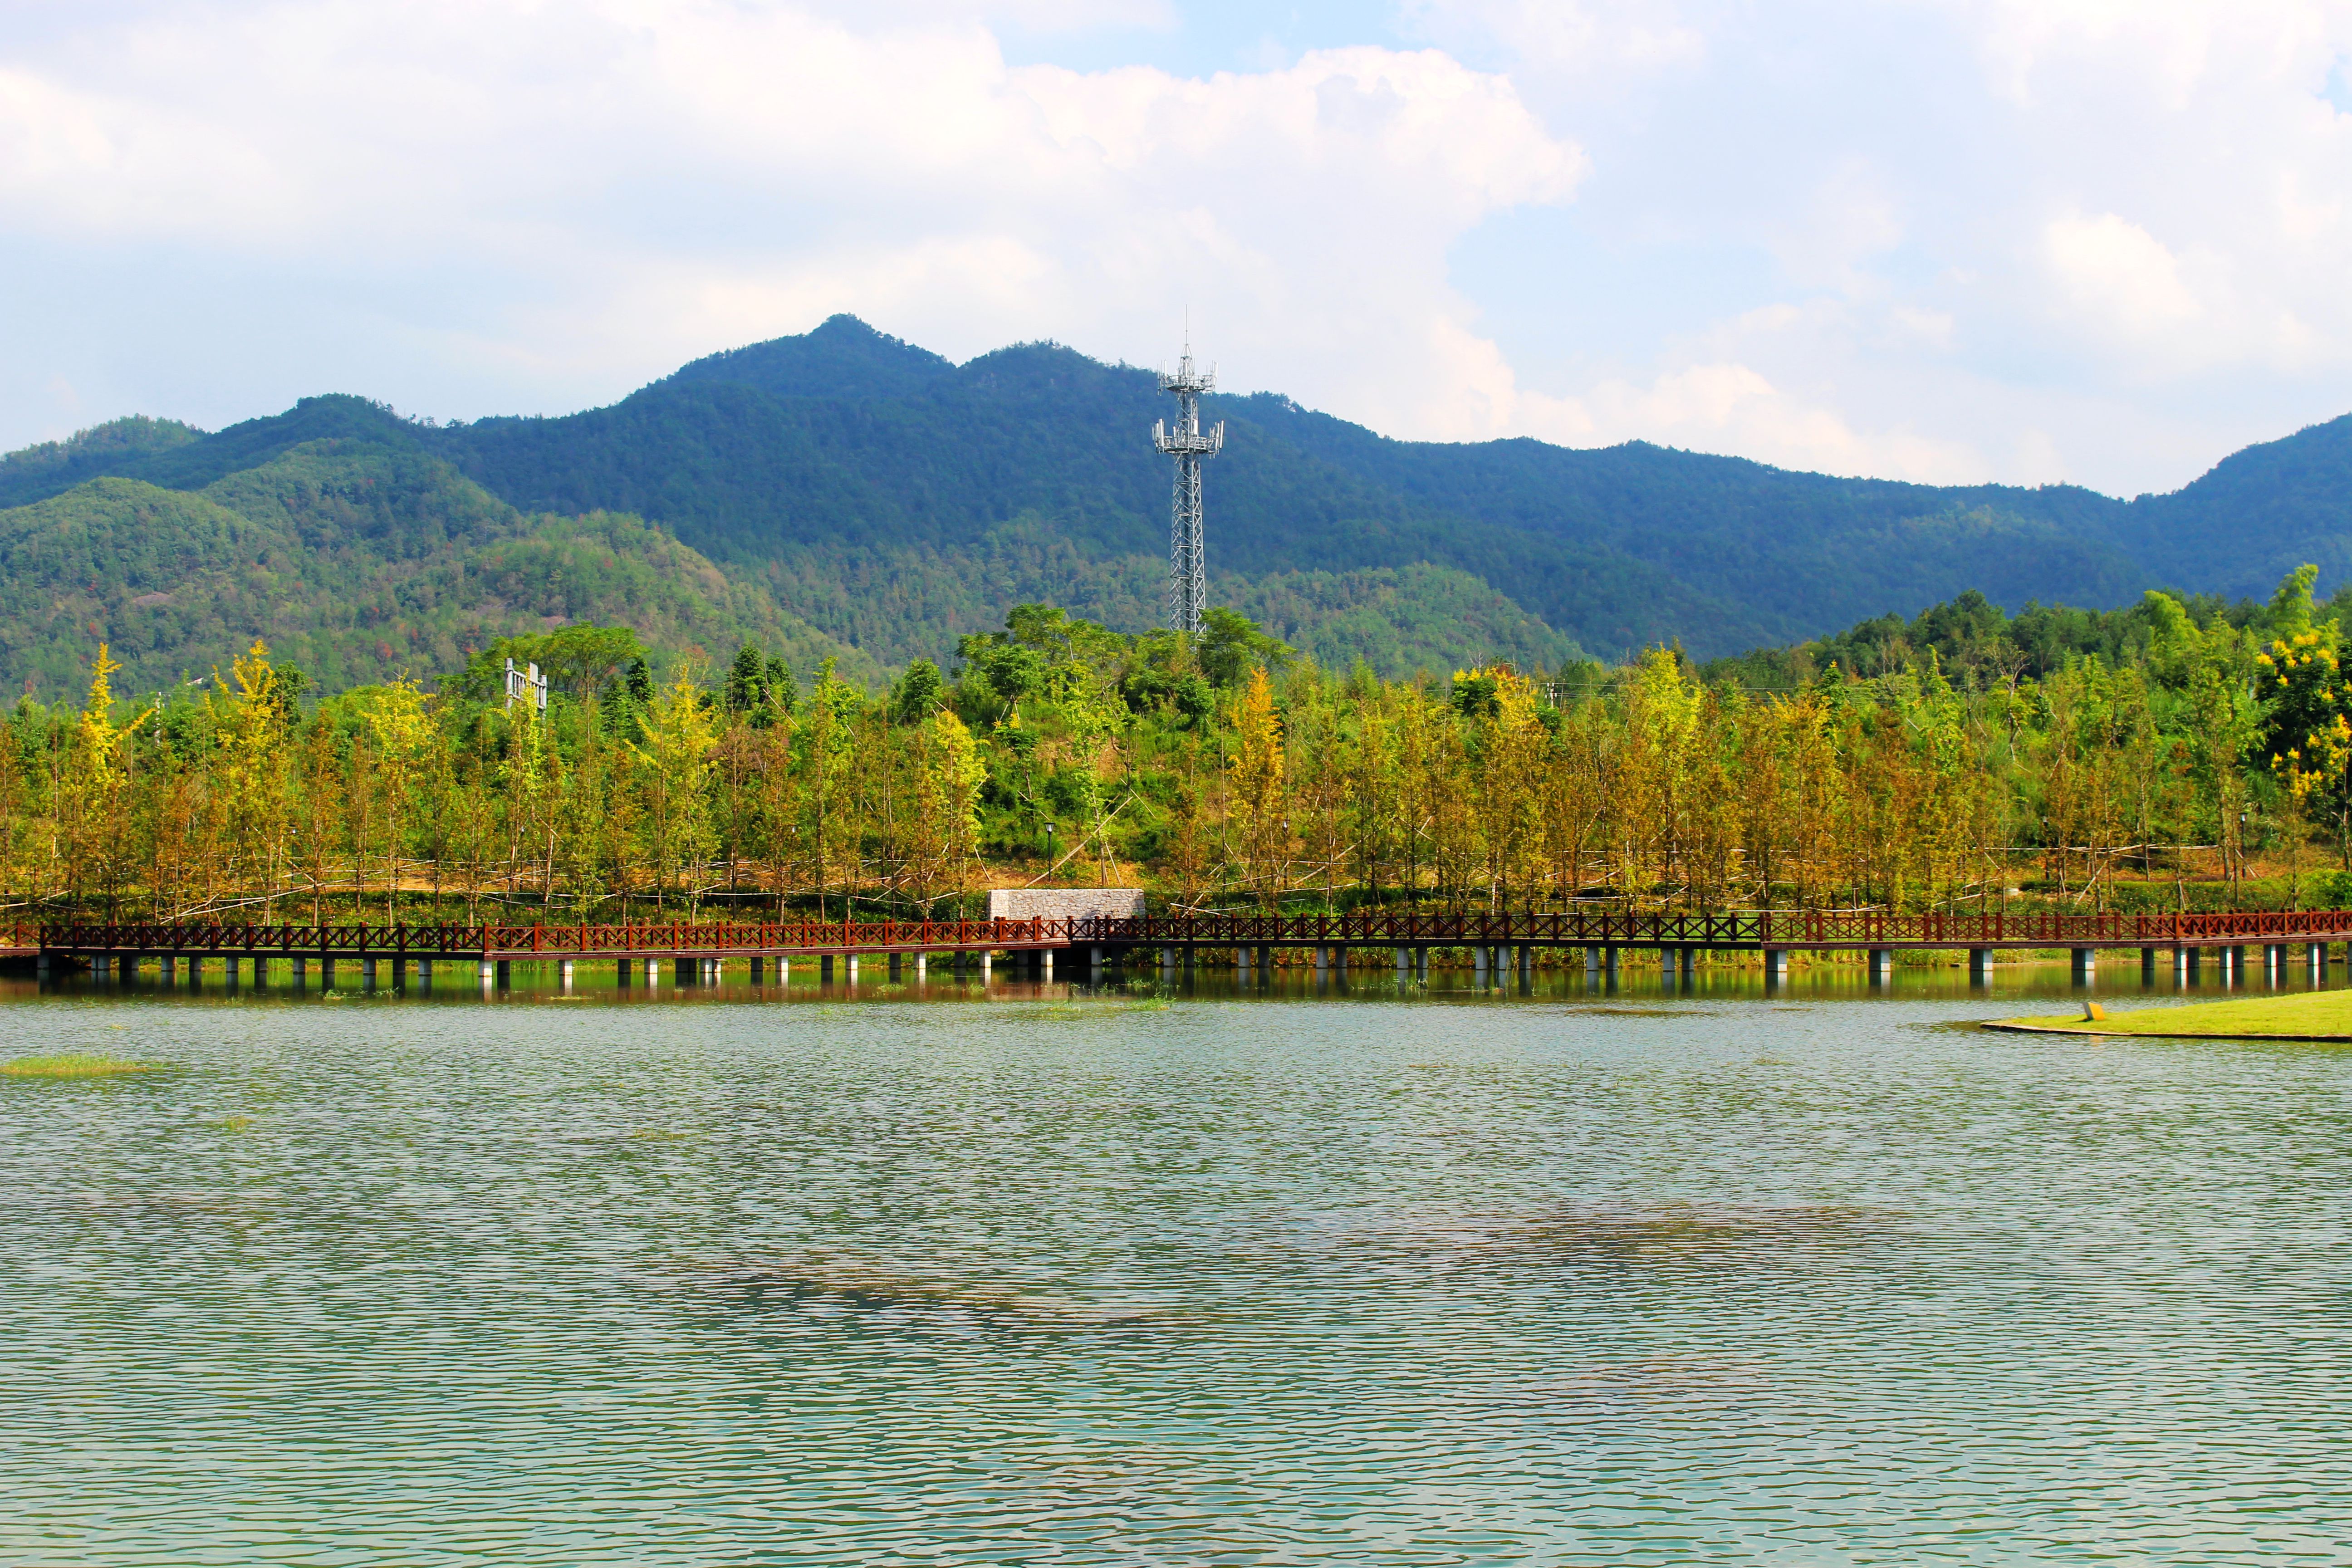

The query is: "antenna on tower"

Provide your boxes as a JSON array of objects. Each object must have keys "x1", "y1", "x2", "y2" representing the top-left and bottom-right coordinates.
[{"x1": 1152, "y1": 332, "x2": 1222, "y2": 636}]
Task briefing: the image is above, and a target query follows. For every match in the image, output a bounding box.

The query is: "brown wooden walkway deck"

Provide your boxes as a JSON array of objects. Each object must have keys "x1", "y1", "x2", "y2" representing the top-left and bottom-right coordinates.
[{"x1": 22, "y1": 908, "x2": 2352, "y2": 962}]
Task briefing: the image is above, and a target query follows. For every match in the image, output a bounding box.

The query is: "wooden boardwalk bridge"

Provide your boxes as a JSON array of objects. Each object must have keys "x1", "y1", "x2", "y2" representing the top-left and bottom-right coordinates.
[{"x1": 17, "y1": 907, "x2": 2352, "y2": 986}]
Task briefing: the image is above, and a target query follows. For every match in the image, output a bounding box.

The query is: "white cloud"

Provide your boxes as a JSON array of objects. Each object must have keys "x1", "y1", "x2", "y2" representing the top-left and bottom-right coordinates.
[
  {"x1": 1399, "y1": 0, "x2": 1705, "y2": 82},
  {"x1": 2045, "y1": 211, "x2": 2204, "y2": 335},
  {"x1": 0, "y1": 0, "x2": 1583, "y2": 450},
  {"x1": 1498, "y1": 354, "x2": 1987, "y2": 484},
  {"x1": 1403, "y1": 0, "x2": 2352, "y2": 493},
  {"x1": 15, "y1": 0, "x2": 2352, "y2": 503}
]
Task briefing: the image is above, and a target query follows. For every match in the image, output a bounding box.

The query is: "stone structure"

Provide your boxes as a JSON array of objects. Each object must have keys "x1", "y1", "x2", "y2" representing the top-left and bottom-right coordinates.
[{"x1": 987, "y1": 888, "x2": 1147, "y2": 923}]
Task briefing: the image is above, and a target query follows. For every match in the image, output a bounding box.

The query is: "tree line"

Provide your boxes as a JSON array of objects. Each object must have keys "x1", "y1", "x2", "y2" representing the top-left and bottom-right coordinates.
[{"x1": 4, "y1": 569, "x2": 2349, "y2": 926}]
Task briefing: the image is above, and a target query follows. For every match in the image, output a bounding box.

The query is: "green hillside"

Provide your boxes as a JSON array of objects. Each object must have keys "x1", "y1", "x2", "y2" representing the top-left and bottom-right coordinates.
[
  {"x1": 420, "y1": 331, "x2": 1726, "y2": 662},
  {"x1": 14, "y1": 313, "x2": 2352, "y2": 687},
  {"x1": 0, "y1": 436, "x2": 872, "y2": 698}
]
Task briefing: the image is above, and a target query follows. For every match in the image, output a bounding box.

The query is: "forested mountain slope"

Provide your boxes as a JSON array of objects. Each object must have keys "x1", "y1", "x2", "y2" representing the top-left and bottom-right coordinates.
[
  {"x1": 12, "y1": 312, "x2": 2352, "y2": 684},
  {"x1": 0, "y1": 435, "x2": 869, "y2": 698}
]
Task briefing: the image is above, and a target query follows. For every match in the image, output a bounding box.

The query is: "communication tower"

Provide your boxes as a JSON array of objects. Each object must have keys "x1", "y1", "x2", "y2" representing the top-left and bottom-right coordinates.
[{"x1": 1152, "y1": 340, "x2": 1223, "y2": 635}]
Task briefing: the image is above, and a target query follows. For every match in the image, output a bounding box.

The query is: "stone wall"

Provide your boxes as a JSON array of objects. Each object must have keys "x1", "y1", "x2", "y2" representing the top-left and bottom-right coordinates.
[{"x1": 987, "y1": 888, "x2": 1147, "y2": 922}]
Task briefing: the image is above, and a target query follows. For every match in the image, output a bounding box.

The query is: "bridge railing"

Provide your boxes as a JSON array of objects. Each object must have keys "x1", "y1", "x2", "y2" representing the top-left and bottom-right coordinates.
[
  {"x1": 34, "y1": 916, "x2": 1063, "y2": 955},
  {"x1": 31, "y1": 907, "x2": 2352, "y2": 954}
]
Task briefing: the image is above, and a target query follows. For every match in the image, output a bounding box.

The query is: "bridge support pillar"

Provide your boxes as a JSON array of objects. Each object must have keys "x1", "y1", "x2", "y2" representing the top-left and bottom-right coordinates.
[
  {"x1": 2069, "y1": 948, "x2": 2093, "y2": 985},
  {"x1": 2311, "y1": 942, "x2": 2327, "y2": 977},
  {"x1": 2185, "y1": 947, "x2": 2202, "y2": 980},
  {"x1": 559, "y1": 958, "x2": 574, "y2": 992},
  {"x1": 617, "y1": 958, "x2": 633, "y2": 985},
  {"x1": 389, "y1": 957, "x2": 405, "y2": 988},
  {"x1": 849, "y1": 954, "x2": 862, "y2": 983},
  {"x1": 1471, "y1": 946, "x2": 1486, "y2": 983},
  {"x1": 289, "y1": 957, "x2": 304, "y2": 987},
  {"x1": 820, "y1": 955, "x2": 833, "y2": 982},
  {"x1": 1394, "y1": 946, "x2": 1408, "y2": 978},
  {"x1": 160, "y1": 955, "x2": 175, "y2": 983},
  {"x1": 479, "y1": 959, "x2": 495, "y2": 991},
  {"x1": 750, "y1": 956, "x2": 764, "y2": 983},
  {"x1": 1182, "y1": 946, "x2": 1196, "y2": 978},
  {"x1": 363, "y1": 957, "x2": 377, "y2": 989},
  {"x1": 1583, "y1": 946, "x2": 1599, "y2": 983},
  {"x1": 117, "y1": 954, "x2": 134, "y2": 983},
  {"x1": 255, "y1": 956, "x2": 271, "y2": 985},
  {"x1": 1517, "y1": 946, "x2": 1532, "y2": 987},
  {"x1": 1412, "y1": 946, "x2": 1428, "y2": 981},
  {"x1": 419, "y1": 958, "x2": 432, "y2": 990},
  {"x1": 2265, "y1": 944, "x2": 2284, "y2": 984},
  {"x1": 1764, "y1": 950, "x2": 1788, "y2": 989},
  {"x1": 1969, "y1": 948, "x2": 1990, "y2": 987},
  {"x1": 2141, "y1": 946, "x2": 2157, "y2": 984},
  {"x1": 1660, "y1": 947, "x2": 1676, "y2": 985},
  {"x1": 495, "y1": 960, "x2": 510, "y2": 989},
  {"x1": 1042, "y1": 950, "x2": 1054, "y2": 980},
  {"x1": 888, "y1": 952, "x2": 902, "y2": 981},
  {"x1": 920, "y1": 952, "x2": 932, "y2": 981},
  {"x1": 1255, "y1": 945, "x2": 1272, "y2": 979},
  {"x1": 320, "y1": 956, "x2": 335, "y2": 987},
  {"x1": 1867, "y1": 948, "x2": 1891, "y2": 987},
  {"x1": 223, "y1": 956, "x2": 239, "y2": 986},
  {"x1": 979, "y1": 953, "x2": 991, "y2": 981},
  {"x1": 2228, "y1": 945, "x2": 2246, "y2": 986}
]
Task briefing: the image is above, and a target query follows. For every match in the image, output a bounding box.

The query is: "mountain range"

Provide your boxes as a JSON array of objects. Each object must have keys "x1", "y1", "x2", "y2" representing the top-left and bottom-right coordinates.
[{"x1": 4, "y1": 313, "x2": 2350, "y2": 696}]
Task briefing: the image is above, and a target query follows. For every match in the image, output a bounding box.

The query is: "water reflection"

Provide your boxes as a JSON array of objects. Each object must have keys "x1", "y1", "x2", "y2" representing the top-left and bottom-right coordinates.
[
  {"x1": 23, "y1": 950, "x2": 2352, "y2": 1007},
  {"x1": 6, "y1": 958, "x2": 2350, "y2": 1561}
]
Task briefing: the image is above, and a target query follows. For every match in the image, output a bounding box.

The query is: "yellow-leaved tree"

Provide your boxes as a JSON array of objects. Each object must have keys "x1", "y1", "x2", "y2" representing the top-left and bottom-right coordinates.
[
  {"x1": 59, "y1": 645, "x2": 150, "y2": 916},
  {"x1": 211, "y1": 641, "x2": 293, "y2": 918},
  {"x1": 365, "y1": 678, "x2": 437, "y2": 923},
  {"x1": 1228, "y1": 666, "x2": 1290, "y2": 907},
  {"x1": 631, "y1": 664, "x2": 717, "y2": 914}
]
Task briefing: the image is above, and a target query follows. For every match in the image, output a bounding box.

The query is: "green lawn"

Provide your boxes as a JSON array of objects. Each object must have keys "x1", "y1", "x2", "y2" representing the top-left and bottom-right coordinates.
[{"x1": 1992, "y1": 989, "x2": 2352, "y2": 1040}]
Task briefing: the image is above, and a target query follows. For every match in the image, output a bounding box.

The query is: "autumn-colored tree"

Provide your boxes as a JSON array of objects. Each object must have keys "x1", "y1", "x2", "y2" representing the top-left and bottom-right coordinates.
[{"x1": 1227, "y1": 667, "x2": 1291, "y2": 907}]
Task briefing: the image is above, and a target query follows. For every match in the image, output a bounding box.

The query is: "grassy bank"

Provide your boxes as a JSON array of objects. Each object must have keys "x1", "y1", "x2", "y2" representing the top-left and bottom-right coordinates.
[{"x1": 1989, "y1": 990, "x2": 2352, "y2": 1040}]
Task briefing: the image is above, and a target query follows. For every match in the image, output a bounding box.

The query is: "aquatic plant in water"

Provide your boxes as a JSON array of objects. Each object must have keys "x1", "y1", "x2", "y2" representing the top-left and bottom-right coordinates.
[{"x1": 1, "y1": 1054, "x2": 165, "y2": 1080}]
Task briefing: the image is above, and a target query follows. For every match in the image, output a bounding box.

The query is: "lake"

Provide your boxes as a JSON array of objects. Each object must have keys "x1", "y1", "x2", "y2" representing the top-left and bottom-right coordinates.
[{"x1": 5, "y1": 962, "x2": 2348, "y2": 1564}]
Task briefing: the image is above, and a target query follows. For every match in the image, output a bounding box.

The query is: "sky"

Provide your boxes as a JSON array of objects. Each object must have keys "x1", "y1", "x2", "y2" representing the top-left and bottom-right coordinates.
[{"x1": 6, "y1": 0, "x2": 2352, "y2": 497}]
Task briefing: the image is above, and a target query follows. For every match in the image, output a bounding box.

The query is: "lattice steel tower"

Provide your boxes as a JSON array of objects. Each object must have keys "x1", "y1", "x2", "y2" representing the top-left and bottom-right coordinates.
[{"x1": 1152, "y1": 341, "x2": 1223, "y2": 635}]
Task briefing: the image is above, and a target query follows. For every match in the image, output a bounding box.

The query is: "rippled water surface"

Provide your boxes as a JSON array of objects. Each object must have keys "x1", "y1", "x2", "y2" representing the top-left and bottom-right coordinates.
[{"x1": 6, "y1": 967, "x2": 2352, "y2": 1564}]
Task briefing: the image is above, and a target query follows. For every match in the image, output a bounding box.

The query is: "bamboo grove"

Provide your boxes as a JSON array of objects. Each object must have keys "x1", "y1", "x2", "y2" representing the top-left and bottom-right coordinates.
[{"x1": 5, "y1": 568, "x2": 2351, "y2": 924}]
